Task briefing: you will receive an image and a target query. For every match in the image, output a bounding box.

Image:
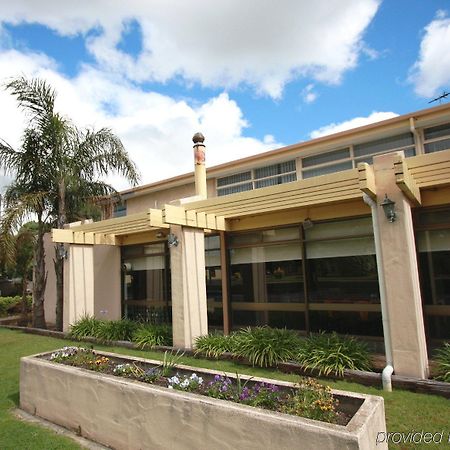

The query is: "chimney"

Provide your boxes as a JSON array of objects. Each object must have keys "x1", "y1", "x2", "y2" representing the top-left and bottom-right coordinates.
[{"x1": 192, "y1": 132, "x2": 207, "y2": 199}]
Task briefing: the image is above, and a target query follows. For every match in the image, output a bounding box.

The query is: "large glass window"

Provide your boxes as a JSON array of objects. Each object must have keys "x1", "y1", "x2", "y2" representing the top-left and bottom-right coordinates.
[
  {"x1": 304, "y1": 217, "x2": 381, "y2": 336},
  {"x1": 229, "y1": 227, "x2": 305, "y2": 330},
  {"x1": 227, "y1": 217, "x2": 382, "y2": 337},
  {"x1": 415, "y1": 208, "x2": 450, "y2": 340},
  {"x1": 121, "y1": 243, "x2": 171, "y2": 323},
  {"x1": 205, "y1": 235, "x2": 223, "y2": 328}
]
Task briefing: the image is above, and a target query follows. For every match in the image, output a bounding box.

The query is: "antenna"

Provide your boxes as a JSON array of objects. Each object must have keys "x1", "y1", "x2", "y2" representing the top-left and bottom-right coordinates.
[{"x1": 429, "y1": 91, "x2": 450, "y2": 104}]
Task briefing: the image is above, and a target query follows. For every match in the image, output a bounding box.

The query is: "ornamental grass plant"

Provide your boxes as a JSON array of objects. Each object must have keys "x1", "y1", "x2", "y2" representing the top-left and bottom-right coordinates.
[
  {"x1": 132, "y1": 324, "x2": 173, "y2": 348},
  {"x1": 233, "y1": 326, "x2": 302, "y2": 367},
  {"x1": 69, "y1": 315, "x2": 104, "y2": 339},
  {"x1": 194, "y1": 331, "x2": 238, "y2": 358},
  {"x1": 296, "y1": 332, "x2": 372, "y2": 377},
  {"x1": 434, "y1": 342, "x2": 450, "y2": 382}
]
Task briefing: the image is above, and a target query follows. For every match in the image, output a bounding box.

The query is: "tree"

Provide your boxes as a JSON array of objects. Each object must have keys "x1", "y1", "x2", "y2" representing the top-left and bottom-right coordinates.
[{"x1": 0, "y1": 77, "x2": 140, "y2": 329}]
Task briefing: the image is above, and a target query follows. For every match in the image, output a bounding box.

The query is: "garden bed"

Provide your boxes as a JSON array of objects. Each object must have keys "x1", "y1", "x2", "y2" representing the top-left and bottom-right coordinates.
[{"x1": 20, "y1": 348, "x2": 387, "y2": 450}]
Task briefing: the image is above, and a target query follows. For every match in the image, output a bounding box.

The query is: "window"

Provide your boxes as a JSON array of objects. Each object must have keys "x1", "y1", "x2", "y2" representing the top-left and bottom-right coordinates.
[
  {"x1": 302, "y1": 148, "x2": 351, "y2": 179},
  {"x1": 205, "y1": 235, "x2": 223, "y2": 328},
  {"x1": 228, "y1": 227, "x2": 305, "y2": 330},
  {"x1": 121, "y1": 243, "x2": 171, "y2": 323},
  {"x1": 424, "y1": 123, "x2": 450, "y2": 154},
  {"x1": 113, "y1": 202, "x2": 127, "y2": 217},
  {"x1": 227, "y1": 217, "x2": 383, "y2": 336},
  {"x1": 301, "y1": 133, "x2": 416, "y2": 179},
  {"x1": 353, "y1": 132, "x2": 415, "y2": 164},
  {"x1": 415, "y1": 208, "x2": 450, "y2": 340},
  {"x1": 217, "y1": 160, "x2": 297, "y2": 196}
]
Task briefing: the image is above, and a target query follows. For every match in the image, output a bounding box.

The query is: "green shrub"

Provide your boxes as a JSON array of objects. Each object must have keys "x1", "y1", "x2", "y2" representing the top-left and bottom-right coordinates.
[
  {"x1": 434, "y1": 343, "x2": 450, "y2": 382},
  {"x1": 132, "y1": 324, "x2": 173, "y2": 348},
  {"x1": 97, "y1": 319, "x2": 139, "y2": 342},
  {"x1": 69, "y1": 315, "x2": 104, "y2": 339},
  {"x1": 233, "y1": 326, "x2": 302, "y2": 367},
  {"x1": 194, "y1": 331, "x2": 238, "y2": 358},
  {"x1": 296, "y1": 332, "x2": 372, "y2": 377},
  {"x1": 0, "y1": 295, "x2": 32, "y2": 317}
]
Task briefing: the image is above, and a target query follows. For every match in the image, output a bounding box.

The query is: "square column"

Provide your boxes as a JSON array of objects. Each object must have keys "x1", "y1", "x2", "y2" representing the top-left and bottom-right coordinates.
[
  {"x1": 170, "y1": 225, "x2": 208, "y2": 349},
  {"x1": 373, "y1": 152, "x2": 428, "y2": 378},
  {"x1": 63, "y1": 244, "x2": 121, "y2": 331}
]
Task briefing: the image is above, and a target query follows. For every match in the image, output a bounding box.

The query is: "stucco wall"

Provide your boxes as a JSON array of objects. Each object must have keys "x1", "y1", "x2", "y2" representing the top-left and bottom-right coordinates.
[{"x1": 62, "y1": 244, "x2": 121, "y2": 331}]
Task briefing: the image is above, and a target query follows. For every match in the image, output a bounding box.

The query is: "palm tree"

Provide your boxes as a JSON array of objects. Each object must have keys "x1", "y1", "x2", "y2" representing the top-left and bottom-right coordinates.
[{"x1": 0, "y1": 77, "x2": 140, "y2": 329}]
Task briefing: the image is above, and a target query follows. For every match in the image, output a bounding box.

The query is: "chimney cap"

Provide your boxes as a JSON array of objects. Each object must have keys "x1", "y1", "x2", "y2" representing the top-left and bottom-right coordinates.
[{"x1": 192, "y1": 132, "x2": 205, "y2": 144}]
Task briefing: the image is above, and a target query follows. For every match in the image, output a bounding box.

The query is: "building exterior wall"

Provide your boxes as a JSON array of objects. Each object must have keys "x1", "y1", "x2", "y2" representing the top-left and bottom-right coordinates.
[{"x1": 55, "y1": 103, "x2": 450, "y2": 377}]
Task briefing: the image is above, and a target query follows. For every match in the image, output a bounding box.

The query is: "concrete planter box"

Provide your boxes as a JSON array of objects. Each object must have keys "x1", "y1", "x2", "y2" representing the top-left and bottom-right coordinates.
[{"x1": 20, "y1": 350, "x2": 387, "y2": 450}]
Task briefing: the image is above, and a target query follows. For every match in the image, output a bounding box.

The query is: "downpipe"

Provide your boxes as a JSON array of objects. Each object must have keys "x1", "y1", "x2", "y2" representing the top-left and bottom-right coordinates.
[{"x1": 363, "y1": 193, "x2": 394, "y2": 392}]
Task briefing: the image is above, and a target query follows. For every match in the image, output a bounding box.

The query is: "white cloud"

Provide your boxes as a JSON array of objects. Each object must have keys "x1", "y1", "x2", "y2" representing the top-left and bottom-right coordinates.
[
  {"x1": 302, "y1": 84, "x2": 317, "y2": 104},
  {"x1": 310, "y1": 111, "x2": 399, "y2": 139},
  {"x1": 409, "y1": 11, "x2": 450, "y2": 98},
  {"x1": 0, "y1": 49, "x2": 281, "y2": 192},
  {"x1": 0, "y1": 0, "x2": 380, "y2": 98}
]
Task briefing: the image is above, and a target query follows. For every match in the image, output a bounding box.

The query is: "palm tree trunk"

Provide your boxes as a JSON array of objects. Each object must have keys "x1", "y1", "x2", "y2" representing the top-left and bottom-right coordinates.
[
  {"x1": 32, "y1": 212, "x2": 47, "y2": 329},
  {"x1": 55, "y1": 178, "x2": 66, "y2": 331}
]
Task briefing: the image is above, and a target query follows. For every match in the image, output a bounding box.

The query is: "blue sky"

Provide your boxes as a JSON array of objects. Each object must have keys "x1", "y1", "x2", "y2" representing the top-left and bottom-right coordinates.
[{"x1": 0, "y1": 0, "x2": 450, "y2": 190}]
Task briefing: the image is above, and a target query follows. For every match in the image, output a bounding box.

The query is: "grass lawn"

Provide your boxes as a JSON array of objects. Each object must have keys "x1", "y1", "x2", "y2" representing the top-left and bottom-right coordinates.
[{"x1": 1, "y1": 328, "x2": 449, "y2": 449}]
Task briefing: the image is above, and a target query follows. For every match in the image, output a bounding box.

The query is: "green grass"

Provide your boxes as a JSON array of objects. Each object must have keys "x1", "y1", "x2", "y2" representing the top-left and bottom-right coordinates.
[{"x1": 1, "y1": 328, "x2": 449, "y2": 449}]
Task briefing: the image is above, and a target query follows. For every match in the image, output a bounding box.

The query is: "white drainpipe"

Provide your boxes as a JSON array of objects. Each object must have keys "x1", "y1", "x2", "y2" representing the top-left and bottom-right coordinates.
[{"x1": 363, "y1": 193, "x2": 394, "y2": 392}]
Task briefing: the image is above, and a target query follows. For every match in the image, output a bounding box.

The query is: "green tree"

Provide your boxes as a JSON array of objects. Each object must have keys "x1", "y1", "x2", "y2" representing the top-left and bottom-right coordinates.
[{"x1": 0, "y1": 77, "x2": 140, "y2": 329}]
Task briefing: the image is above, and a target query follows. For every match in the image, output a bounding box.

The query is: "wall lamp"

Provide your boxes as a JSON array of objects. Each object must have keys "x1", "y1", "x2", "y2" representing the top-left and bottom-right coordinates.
[
  {"x1": 302, "y1": 218, "x2": 314, "y2": 230},
  {"x1": 381, "y1": 194, "x2": 396, "y2": 223},
  {"x1": 167, "y1": 233, "x2": 179, "y2": 248}
]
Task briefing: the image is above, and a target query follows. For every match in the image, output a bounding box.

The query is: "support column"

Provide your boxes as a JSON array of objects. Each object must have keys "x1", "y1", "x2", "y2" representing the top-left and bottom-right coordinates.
[
  {"x1": 170, "y1": 224, "x2": 208, "y2": 349},
  {"x1": 62, "y1": 244, "x2": 121, "y2": 331},
  {"x1": 373, "y1": 152, "x2": 429, "y2": 378}
]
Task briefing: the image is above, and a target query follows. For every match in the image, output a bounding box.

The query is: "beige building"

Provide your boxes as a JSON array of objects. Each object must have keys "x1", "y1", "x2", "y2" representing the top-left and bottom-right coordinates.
[{"x1": 53, "y1": 102, "x2": 450, "y2": 378}]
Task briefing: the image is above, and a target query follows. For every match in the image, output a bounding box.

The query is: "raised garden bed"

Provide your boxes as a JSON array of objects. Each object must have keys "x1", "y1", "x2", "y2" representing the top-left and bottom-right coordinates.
[{"x1": 20, "y1": 348, "x2": 387, "y2": 450}]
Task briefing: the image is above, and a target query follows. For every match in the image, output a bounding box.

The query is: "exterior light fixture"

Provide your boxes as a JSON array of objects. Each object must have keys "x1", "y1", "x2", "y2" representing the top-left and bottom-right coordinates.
[
  {"x1": 57, "y1": 244, "x2": 68, "y2": 260},
  {"x1": 381, "y1": 194, "x2": 396, "y2": 222},
  {"x1": 167, "y1": 233, "x2": 179, "y2": 248},
  {"x1": 302, "y1": 218, "x2": 314, "y2": 230}
]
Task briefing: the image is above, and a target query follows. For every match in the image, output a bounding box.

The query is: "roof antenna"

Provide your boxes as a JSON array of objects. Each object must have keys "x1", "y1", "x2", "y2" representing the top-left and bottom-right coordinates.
[{"x1": 429, "y1": 91, "x2": 449, "y2": 104}]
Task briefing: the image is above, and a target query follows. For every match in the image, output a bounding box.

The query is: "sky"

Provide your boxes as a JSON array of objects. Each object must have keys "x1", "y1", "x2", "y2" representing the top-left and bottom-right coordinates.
[{"x1": 0, "y1": 0, "x2": 449, "y2": 192}]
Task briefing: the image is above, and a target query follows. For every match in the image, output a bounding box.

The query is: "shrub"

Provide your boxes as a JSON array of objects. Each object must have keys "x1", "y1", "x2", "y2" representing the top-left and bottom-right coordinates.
[
  {"x1": 434, "y1": 343, "x2": 450, "y2": 382},
  {"x1": 233, "y1": 326, "x2": 302, "y2": 367},
  {"x1": 132, "y1": 324, "x2": 173, "y2": 348},
  {"x1": 97, "y1": 319, "x2": 139, "y2": 342},
  {"x1": 296, "y1": 332, "x2": 372, "y2": 377},
  {"x1": 0, "y1": 295, "x2": 31, "y2": 317},
  {"x1": 194, "y1": 332, "x2": 238, "y2": 358},
  {"x1": 69, "y1": 315, "x2": 104, "y2": 339}
]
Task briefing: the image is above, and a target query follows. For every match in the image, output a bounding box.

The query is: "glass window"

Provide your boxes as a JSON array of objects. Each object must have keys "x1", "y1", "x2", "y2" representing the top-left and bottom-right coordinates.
[
  {"x1": 302, "y1": 161, "x2": 353, "y2": 178},
  {"x1": 423, "y1": 122, "x2": 450, "y2": 155},
  {"x1": 302, "y1": 148, "x2": 350, "y2": 168},
  {"x1": 415, "y1": 208, "x2": 450, "y2": 341},
  {"x1": 353, "y1": 133, "x2": 414, "y2": 157},
  {"x1": 113, "y1": 202, "x2": 126, "y2": 218},
  {"x1": 217, "y1": 183, "x2": 253, "y2": 196},
  {"x1": 205, "y1": 235, "x2": 223, "y2": 328},
  {"x1": 309, "y1": 311, "x2": 382, "y2": 336},
  {"x1": 217, "y1": 171, "x2": 252, "y2": 187},
  {"x1": 424, "y1": 123, "x2": 450, "y2": 140},
  {"x1": 424, "y1": 138, "x2": 450, "y2": 154},
  {"x1": 121, "y1": 243, "x2": 170, "y2": 323}
]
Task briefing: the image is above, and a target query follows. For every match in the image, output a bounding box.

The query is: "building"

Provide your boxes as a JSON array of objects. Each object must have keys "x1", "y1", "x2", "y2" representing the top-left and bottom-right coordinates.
[{"x1": 52, "y1": 102, "x2": 450, "y2": 378}]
